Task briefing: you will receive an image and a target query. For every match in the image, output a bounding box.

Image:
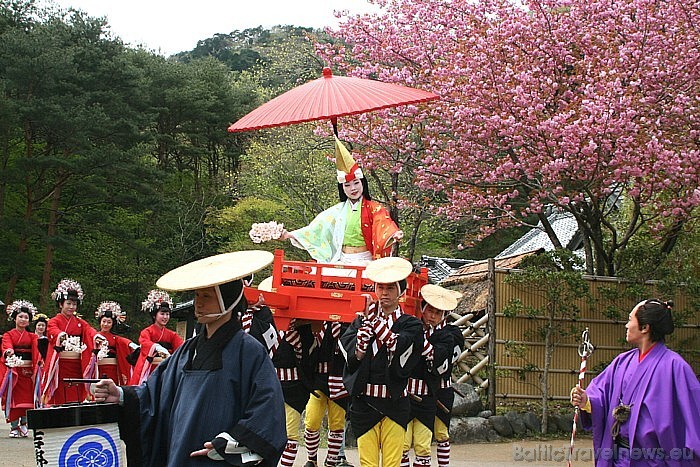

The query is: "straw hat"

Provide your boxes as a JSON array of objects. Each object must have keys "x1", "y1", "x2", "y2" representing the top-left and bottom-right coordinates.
[
  {"x1": 258, "y1": 276, "x2": 274, "y2": 292},
  {"x1": 364, "y1": 257, "x2": 413, "y2": 284},
  {"x1": 421, "y1": 284, "x2": 462, "y2": 312},
  {"x1": 156, "y1": 250, "x2": 274, "y2": 291}
]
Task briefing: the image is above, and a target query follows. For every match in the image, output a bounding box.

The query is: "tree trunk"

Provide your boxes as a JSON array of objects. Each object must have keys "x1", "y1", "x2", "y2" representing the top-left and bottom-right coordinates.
[
  {"x1": 538, "y1": 212, "x2": 563, "y2": 250},
  {"x1": 406, "y1": 209, "x2": 424, "y2": 263},
  {"x1": 0, "y1": 134, "x2": 10, "y2": 220},
  {"x1": 4, "y1": 121, "x2": 36, "y2": 305},
  {"x1": 40, "y1": 178, "x2": 64, "y2": 310},
  {"x1": 582, "y1": 232, "x2": 594, "y2": 275}
]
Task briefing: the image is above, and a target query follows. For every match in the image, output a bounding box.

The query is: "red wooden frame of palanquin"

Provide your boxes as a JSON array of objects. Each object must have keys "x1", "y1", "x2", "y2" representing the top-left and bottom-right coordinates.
[{"x1": 243, "y1": 250, "x2": 428, "y2": 330}]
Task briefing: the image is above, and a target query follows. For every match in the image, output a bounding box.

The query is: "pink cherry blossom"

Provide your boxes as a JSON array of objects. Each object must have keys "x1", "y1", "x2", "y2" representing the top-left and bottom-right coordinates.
[{"x1": 318, "y1": 0, "x2": 700, "y2": 275}]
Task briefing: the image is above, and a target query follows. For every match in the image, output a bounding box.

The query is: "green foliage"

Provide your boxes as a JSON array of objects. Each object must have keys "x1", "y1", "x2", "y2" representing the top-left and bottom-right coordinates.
[
  {"x1": 207, "y1": 197, "x2": 288, "y2": 253},
  {"x1": 237, "y1": 129, "x2": 338, "y2": 223}
]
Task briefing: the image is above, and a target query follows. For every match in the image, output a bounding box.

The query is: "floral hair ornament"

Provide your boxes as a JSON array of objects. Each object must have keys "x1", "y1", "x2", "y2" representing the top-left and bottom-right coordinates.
[
  {"x1": 51, "y1": 278, "x2": 85, "y2": 302},
  {"x1": 95, "y1": 301, "x2": 126, "y2": 323},
  {"x1": 33, "y1": 313, "x2": 48, "y2": 323},
  {"x1": 141, "y1": 289, "x2": 173, "y2": 314},
  {"x1": 6, "y1": 299, "x2": 38, "y2": 321},
  {"x1": 335, "y1": 136, "x2": 364, "y2": 183}
]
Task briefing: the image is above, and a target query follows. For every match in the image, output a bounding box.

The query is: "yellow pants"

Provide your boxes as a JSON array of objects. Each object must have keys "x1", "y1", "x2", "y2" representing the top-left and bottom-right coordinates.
[
  {"x1": 304, "y1": 391, "x2": 347, "y2": 431},
  {"x1": 285, "y1": 403, "x2": 302, "y2": 441},
  {"x1": 403, "y1": 419, "x2": 432, "y2": 457},
  {"x1": 357, "y1": 417, "x2": 405, "y2": 467},
  {"x1": 434, "y1": 417, "x2": 449, "y2": 442}
]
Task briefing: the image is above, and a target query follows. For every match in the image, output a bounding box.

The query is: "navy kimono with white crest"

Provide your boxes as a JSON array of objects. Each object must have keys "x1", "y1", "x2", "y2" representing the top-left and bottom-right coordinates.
[{"x1": 118, "y1": 318, "x2": 286, "y2": 466}]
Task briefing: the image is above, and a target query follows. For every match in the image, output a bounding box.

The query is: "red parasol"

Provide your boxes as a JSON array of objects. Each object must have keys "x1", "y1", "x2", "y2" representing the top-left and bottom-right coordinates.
[{"x1": 228, "y1": 67, "x2": 438, "y2": 134}]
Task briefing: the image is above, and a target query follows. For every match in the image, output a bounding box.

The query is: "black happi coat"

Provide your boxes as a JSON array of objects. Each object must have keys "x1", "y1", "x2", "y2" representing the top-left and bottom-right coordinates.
[
  {"x1": 308, "y1": 321, "x2": 351, "y2": 410},
  {"x1": 432, "y1": 324, "x2": 465, "y2": 426},
  {"x1": 272, "y1": 323, "x2": 314, "y2": 413},
  {"x1": 241, "y1": 304, "x2": 279, "y2": 354},
  {"x1": 340, "y1": 310, "x2": 423, "y2": 437}
]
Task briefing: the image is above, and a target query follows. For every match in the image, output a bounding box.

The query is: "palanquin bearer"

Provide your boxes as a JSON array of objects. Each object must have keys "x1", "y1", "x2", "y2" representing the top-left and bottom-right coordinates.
[
  {"x1": 85, "y1": 301, "x2": 137, "y2": 386},
  {"x1": 402, "y1": 284, "x2": 465, "y2": 467},
  {"x1": 281, "y1": 136, "x2": 403, "y2": 265},
  {"x1": 41, "y1": 279, "x2": 96, "y2": 405},
  {"x1": 273, "y1": 317, "x2": 314, "y2": 467},
  {"x1": 302, "y1": 319, "x2": 352, "y2": 467},
  {"x1": 1, "y1": 300, "x2": 42, "y2": 437},
  {"x1": 239, "y1": 276, "x2": 279, "y2": 356},
  {"x1": 339, "y1": 257, "x2": 423, "y2": 467},
  {"x1": 253, "y1": 278, "x2": 315, "y2": 467},
  {"x1": 93, "y1": 250, "x2": 286, "y2": 466}
]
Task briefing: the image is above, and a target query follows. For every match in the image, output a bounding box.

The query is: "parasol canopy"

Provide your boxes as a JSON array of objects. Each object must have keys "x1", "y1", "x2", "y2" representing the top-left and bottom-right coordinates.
[{"x1": 228, "y1": 67, "x2": 438, "y2": 133}]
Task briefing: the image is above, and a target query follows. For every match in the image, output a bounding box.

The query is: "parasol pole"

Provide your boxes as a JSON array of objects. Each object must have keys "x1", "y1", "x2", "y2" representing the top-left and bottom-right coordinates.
[
  {"x1": 331, "y1": 117, "x2": 339, "y2": 136},
  {"x1": 568, "y1": 328, "x2": 594, "y2": 466}
]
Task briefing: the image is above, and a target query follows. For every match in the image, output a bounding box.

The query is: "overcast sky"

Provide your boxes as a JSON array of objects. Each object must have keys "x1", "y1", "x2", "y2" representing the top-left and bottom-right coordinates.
[{"x1": 41, "y1": 0, "x2": 382, "y2": 56}]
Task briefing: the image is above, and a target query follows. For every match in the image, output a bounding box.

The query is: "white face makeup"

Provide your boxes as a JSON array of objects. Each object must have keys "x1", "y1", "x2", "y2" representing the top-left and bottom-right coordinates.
[{"x1": 342, "y1": 178, "x2": 363, "y2": 201}]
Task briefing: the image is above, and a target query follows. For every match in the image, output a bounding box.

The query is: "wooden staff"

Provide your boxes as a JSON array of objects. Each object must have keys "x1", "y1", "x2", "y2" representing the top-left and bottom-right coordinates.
[{"x1": 568, "y1": 328, "x2": 594, "y2": 467}]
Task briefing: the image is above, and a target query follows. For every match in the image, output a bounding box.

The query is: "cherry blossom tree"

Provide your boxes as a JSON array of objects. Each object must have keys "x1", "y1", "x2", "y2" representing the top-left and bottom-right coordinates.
[{"x1": 319, "y1": 0, "x2": 700, "y2": 275}]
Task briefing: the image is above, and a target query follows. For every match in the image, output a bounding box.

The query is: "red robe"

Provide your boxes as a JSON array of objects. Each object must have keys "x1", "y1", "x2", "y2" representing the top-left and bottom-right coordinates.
[
  {"x1": 84, "y1": 331, "x2": 135, "y2": 386},
  {"x1": 360, "y1": 199, "x2": 400, "y2": 259},
  {"x1": 40, "y1": 313, "x2": 95, "y2": 405},
  {"x1": 129, "y1": 324, "x2": 183, "y2": 385},
  {"x1": 1, "y1": 329, "x2": 41, "y2": 421}
]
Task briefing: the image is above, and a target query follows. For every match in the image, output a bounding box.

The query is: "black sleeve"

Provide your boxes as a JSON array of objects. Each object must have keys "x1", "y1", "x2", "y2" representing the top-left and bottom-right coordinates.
[
  {"x1": 388, "y1": 315, "x2": 423, "y2": 380},
  {"x1": 118, "y1": 386, "x2": 143, "y2": 466}
]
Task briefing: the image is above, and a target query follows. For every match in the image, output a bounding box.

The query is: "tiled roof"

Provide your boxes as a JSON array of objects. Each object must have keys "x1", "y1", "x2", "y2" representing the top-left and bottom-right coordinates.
[
  {"x1": 497, "y1": 211, "x2": 581, "y2": 258},
  {"x1": 440, "y1": 250, "x2": 541, "y2": 287},
  {"x1": 418, "y1": 256, "x2": 475, "y2": 284}
]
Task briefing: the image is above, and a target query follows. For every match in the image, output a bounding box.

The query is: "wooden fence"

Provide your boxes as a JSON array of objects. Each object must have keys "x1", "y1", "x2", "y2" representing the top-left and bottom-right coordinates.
[{"x1": 452, "y1": 264, "x2": 699, "y2": 409}]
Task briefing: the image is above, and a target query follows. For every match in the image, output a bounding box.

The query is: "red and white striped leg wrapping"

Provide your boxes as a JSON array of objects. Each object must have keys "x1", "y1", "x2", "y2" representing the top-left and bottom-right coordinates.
[
  {"x1": 305, "y1": 428, "x2": 320, "y2": 460},
  {"x1": 437, "y1": 440, "x2": 450, "y2": 467},
  {"x1": 324, "y1": 429, "x2": 343, "y2": 466},
  {"x1": 280, "y1": 440, "x2": 298, "y2": 467}
]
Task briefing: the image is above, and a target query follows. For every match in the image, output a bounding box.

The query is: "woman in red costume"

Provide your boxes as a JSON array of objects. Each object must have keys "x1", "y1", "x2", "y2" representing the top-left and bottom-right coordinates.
[
  {"x1": 1, "y1": 300, "x2": 41, "y2": 437},
  {"x1": 33, "y1": 314, "x2": 49, "y2": 361},
  {"x1": 40, "y1": 279, "x2": 95, "y2": 405},
  {"x1": 129, "y1": 290, "x2": 183, "y2": 385},
  {"x1": 85, "y1": 301, "x2": 137, "y2": 386}
]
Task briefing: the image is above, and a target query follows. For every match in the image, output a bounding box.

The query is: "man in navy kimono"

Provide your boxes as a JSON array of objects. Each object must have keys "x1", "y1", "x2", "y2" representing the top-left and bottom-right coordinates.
[
  {"x1": 94, "y1": 251, "x2": 286, "y2": 466},
  {"x1": 571, "y1": 299, "x2": 700, "y2": 466}
]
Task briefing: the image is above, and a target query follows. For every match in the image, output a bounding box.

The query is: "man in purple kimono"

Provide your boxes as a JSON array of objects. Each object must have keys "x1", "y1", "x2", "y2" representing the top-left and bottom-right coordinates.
[{"x1": 571, "y1": 299, "x2": 700, "y2": 466}]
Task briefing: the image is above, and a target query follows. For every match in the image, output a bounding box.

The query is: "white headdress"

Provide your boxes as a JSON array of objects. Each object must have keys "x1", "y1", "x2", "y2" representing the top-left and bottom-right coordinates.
[
  {"x1": 6, "y1": 299, "x2": 38, "y2": 320},
  {"x1": 95, "y1": 301, "x2": 126, "y2": 323},
  {"x1": 141, "y1": 289, "x2": 173, "y2": 314},
  {"x1": 51, "y1": 278, "x2": 85, "y2": 302}
]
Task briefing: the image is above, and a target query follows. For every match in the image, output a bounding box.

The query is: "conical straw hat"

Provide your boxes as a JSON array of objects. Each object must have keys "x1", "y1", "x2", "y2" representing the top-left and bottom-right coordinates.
[
  {"x1": 420, "y1": 284, "x2": 462, "y2": 311},
  {"x1": 156, "y1": 250, "x2": 274, "y2": 291},
  {"x1": 364, "y1": 257, "x2": 413, "y2": 284},
  {"x1": 258, "y1": 276, "x2": 274, "y2": 292}
]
